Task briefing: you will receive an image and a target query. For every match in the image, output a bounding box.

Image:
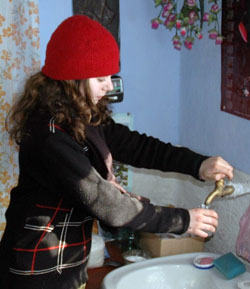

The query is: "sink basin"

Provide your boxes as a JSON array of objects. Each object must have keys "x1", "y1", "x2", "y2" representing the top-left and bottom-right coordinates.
[{"x1": 102, "y1": 252, "x2": 250, "y2": 289}]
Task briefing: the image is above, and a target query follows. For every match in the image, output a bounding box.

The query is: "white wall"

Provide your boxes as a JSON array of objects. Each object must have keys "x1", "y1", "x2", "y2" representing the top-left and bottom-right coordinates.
[{"x1": 132, "y1": 167, "x2": 250, "y2": 271}]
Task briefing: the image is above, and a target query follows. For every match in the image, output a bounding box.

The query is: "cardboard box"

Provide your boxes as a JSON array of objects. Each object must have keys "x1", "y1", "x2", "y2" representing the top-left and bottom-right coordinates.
[{"x1": 139, "y1": 233, "x2": 204, "y2": 257}]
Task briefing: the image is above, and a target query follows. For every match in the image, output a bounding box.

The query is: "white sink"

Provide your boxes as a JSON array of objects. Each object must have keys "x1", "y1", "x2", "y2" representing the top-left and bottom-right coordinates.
[{"x1": 102, "y1": 252, "x2": 250, "y2": 289}]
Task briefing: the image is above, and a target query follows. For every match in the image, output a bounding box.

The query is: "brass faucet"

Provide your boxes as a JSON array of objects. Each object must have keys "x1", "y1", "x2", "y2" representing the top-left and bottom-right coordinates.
[{"x1": 204, "y1": 179, "x2": 235, "y2": 206}]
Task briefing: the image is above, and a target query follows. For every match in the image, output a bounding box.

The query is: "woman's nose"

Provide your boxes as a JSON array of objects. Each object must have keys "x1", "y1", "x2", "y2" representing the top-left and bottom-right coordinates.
[{"x1": 106, "y1": 78, "x2": 113, "y2": 92}]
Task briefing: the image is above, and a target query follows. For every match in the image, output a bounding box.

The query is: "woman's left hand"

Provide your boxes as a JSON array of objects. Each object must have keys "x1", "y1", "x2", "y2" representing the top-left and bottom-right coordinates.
[
  {"x1": 187, "y1": 208, "x2": 218, "y2": 238},
  {"x1": 199, "y1": 156, "x2": 234, "y2": 181}
]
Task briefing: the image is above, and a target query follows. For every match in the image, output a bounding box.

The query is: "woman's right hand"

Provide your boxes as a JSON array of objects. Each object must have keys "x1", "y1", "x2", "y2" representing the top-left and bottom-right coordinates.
[{"x1": 187, "y1": 208, "x2": 218, "y2": 238}]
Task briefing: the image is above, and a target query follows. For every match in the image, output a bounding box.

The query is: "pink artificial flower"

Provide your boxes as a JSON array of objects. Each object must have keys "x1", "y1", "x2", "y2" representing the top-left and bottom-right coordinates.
[
  {"x1": 210, "y1": 4, "x2": 219, "y2": 13},
  {"x1": 185, "y1": 0, "x2": 196, "y2": 7},
  {"x1": 203, "y1": 12, "x2": 209, "y2": 22},
  {"x1": 184, "y1": 40, "x2": 193, "y2": 50},
  {"x1": 215, "y1": 35, "x2": 223, "y2": 44},
  {"x1": 174, "y1": 43, "x2": 182, "y2": 50},
  {"x1": 176, "y1": 19, "x2": 182, "y2": 29},
  {"x1": 164, "y1": 14, "x2": 176, "y2": 27},
  {"x1": 162, "y1": 3, "x2": 174, "y2": 18},
  {"x1": 196, "y1": 32, "x2": 203, "y2": 40},
  {"x1": 172, "y1": 35, "x2": 181, "y2": 45},
  {"x1": 163, "y1": 2, "x2": 174, "y2": 12},
  {"x1": 180, "y1": 27, "x2": 187, "y2": 36},
  {"x1": 162, "y1": 10, "x2": 169, "y2": 18},
  {"x1": 209, "y1": 29, "x2": 218, "y2": 39},
  {"x1": 188, "y1": 19, "x2": 194, "y2": 25},
  {"x1": 189, "y1": 11, "x2": 196, "y2": 19},
  {"x1": 168, "y1": 14, "x2": 176, "y2": 22},
  {"x1": 184, "y1": 37, "x2": 194, "y2": 50},
  {"x1": 151, "y1": 19, "x2": 160, "y2": 29},
  {"x1": 188, "y1": 10, "x2": 197, "y2": 25}
]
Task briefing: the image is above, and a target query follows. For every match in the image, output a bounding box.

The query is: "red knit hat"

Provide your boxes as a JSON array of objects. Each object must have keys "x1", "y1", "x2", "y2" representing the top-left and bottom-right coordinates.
[{"x1": 42, "y1": 15, "x2": 120, "y2": 80}]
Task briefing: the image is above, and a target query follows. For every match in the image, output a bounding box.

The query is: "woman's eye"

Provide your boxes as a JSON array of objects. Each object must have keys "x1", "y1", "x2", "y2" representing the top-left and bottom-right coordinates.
[{"x1": 97, "y1": 78, "x2": 105, "y2": 82}]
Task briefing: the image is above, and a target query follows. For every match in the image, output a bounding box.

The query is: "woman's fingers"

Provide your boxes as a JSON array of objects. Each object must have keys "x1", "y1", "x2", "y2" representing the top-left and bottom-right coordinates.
[
  {"x1": 187, "y1": 208, "x2": 219, "y2": 238},
  {"x1": 199, "y1": 156, "x2": 234, "y2": 181}
]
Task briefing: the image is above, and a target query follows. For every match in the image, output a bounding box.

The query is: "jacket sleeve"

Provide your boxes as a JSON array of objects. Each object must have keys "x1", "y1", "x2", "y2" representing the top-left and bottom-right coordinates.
[
  {"x1": 40, "y1": 130, "x2": 189, "y2": 234},
  {"x1": 103, "y1": 119, "x2": 208, "y2": 180}
]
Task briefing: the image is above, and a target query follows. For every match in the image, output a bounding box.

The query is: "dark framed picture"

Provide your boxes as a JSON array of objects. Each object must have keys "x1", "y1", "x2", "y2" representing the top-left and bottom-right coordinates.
[
  {"x1": 73, "y1": 0, "x2": 120, "y2": 48},
  {"x1": 221, "y1": 0, "x2": 250, "y2": 120}
]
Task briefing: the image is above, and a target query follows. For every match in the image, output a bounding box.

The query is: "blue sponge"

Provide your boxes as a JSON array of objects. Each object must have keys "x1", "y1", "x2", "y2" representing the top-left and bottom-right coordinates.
[{"x1": 213, "y1": 252, "x2": 246, "y2": 280}]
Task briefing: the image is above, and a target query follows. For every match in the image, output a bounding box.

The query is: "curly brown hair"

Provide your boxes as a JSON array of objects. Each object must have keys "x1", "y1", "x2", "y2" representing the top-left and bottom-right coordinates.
[{"x1": 6, "y1": 71, "x2": 112, "y2": 144}]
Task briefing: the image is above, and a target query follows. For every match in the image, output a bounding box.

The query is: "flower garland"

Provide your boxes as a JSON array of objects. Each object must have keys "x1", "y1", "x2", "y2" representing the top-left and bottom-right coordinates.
[{"x1": 151, "y1": 0, "x2": 223, "y2": 50}]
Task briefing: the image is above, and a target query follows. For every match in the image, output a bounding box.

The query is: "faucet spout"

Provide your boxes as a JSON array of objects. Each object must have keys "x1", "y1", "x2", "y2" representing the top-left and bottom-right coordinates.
[{"x1": 204, "y1": 179, "x2": 235, "y2": 206}]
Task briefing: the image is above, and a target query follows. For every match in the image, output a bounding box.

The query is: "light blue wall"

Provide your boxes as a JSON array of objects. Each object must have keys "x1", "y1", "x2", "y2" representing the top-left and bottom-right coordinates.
[
  {"x1": 39, "y1": 0, "x2": 73, "y2": 66},
  {"x1": 114, "y1": 0, "x2": 180, "y2": 144},
  {"x1": 39, "y1": 1, "x2": 250, "y2": 174}
]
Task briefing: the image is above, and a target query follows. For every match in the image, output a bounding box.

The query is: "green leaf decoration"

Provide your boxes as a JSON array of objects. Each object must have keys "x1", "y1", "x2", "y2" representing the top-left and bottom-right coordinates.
[{"x1": 154, "y1": 0, "x2": 162, "y2": 7}]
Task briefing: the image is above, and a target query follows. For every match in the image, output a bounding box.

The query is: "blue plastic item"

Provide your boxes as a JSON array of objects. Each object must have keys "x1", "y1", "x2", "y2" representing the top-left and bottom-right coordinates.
[{"x1": 213, "y1": 252, "x2": 246, "y2": 280}]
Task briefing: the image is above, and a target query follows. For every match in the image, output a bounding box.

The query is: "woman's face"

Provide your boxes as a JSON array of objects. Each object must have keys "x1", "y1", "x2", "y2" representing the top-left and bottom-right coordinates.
[{"x1": 88, "y1": 76, "x2": 113, "y2": 104}]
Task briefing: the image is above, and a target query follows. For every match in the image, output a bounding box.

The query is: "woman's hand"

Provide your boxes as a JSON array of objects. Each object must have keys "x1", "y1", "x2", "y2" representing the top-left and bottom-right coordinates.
[
  {"x1": 199, "y1": 156, "x2": 234, "y2": 181},
  {"x1": 187, "y1": 208, "x2": 218, "y2": 238}
]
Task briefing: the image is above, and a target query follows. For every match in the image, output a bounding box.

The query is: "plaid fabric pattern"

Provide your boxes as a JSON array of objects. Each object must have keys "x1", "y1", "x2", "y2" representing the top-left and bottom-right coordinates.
[{"x1": 9, "y1": 198, "x2": 93, "y2": 276}]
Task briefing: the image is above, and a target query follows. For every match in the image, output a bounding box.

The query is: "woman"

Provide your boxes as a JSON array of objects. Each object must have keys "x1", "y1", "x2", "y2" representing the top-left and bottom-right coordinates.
[{"x1": 0, "y1": 15, "x2": 233, "y2": 289}]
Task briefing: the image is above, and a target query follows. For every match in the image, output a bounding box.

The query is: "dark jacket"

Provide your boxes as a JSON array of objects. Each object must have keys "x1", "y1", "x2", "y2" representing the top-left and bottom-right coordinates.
[{"x1": 0, "y1": 112, "x2": 207, "y2": 289}]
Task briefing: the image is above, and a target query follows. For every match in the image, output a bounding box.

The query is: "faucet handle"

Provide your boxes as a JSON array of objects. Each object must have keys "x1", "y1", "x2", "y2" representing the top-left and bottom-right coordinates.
[
  {"x1": 204, "y1": 179, "x2": 234, "y2": 206},
  {"x1": 215, "y1": 179, "x2": 224, "y2": 188},
  {"x1": 222, "y1": 182, "x2": 235, "y2": 197}
]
